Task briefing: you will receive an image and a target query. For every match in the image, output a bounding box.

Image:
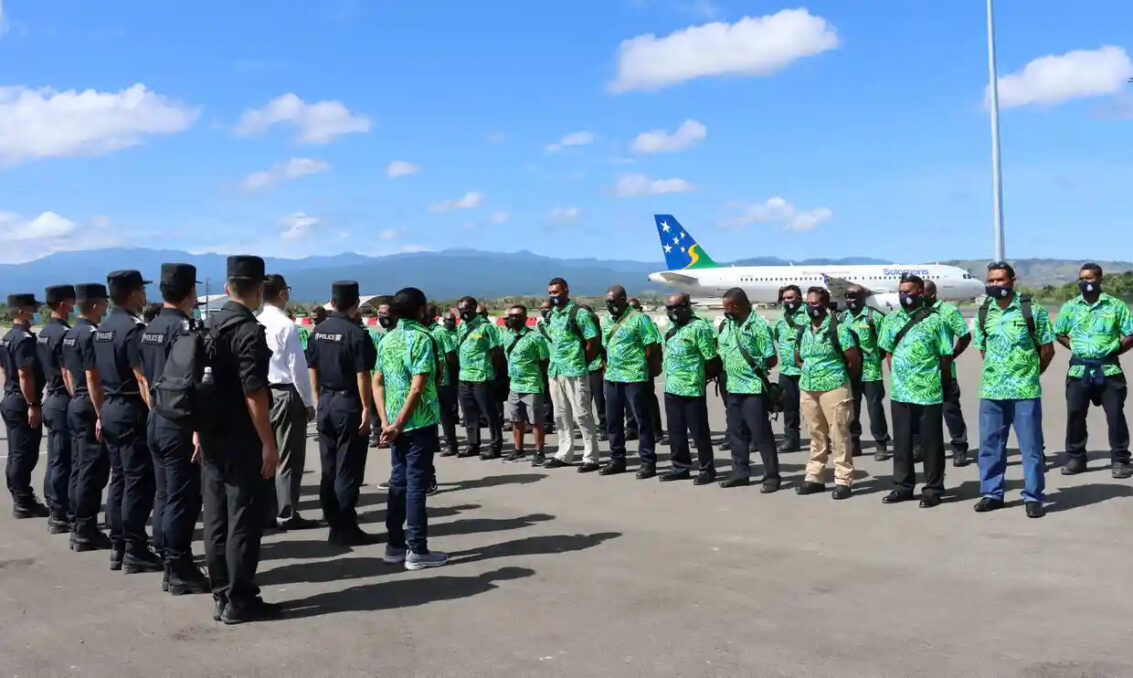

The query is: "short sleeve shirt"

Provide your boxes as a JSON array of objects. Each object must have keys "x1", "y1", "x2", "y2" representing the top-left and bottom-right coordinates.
[
  {"x1": 878, "y1": 307, "x2": 953, "y2": 405},
  {"x1": 841, "y1": 309, "x2": 884, "y2": 383},
  {"x1": 457, "y1": 317, "x2": 499, "y2": 383},
  {"x1": 546, "y1": 302, "x2": 600, "y2": 379},
  {"x1": 1, "y1": 326, "x2": 44, "y2": 398},
  {"x1": 430, "y1": 324, "x2": 458, "y2": 387},
  {"x1": 1054, "y1": 294, "x2": 1133, "y2": 379},
  {"x1": 376, "y1": 320, "x2": 439, "y2": 432},
  {"x1": 973, "y1": 295, "x2": 1054, "y2": 400},
  {"x1": 63, "y1": 319, "x2": 99, "y2": 394},
  {"x1": 772, "y1": 309, "x2": 808, "y2": 377},
  {"x1": 798, "y1": 315, "x2": 857, "y2": 392},
  {"x1": 602, "y1": 310, "x2": 661, "y2": 383},
  {"x1": 718, "y1": 313, "x2": 776, "y2": 395},
  {"x1": 662, "y1": 317, "x2": 718, "y2": 397},
  {"x1": 505, "y1": 328, "x2": 549, "y2": 394},
  {"x1": 933, "y1": 300, "x2": 970, "y2": 379}
]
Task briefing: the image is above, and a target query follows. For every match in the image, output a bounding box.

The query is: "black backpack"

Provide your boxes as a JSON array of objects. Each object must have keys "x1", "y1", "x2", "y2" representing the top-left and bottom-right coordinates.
[{"x1": 152, "y1": 314, "x2": 245, "y2": 431}]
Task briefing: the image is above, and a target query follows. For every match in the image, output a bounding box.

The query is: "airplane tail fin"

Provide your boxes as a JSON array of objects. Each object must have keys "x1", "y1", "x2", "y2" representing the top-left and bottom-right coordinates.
[{"x1": 653, "y1": 215, "x2": 719, "y2": 270}]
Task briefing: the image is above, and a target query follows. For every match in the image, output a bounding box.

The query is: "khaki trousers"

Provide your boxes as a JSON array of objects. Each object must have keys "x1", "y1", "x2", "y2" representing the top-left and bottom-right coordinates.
[
  {"x1": 551, "y1": 375, "x2": 600, "y2": 465},
  {"x1": 800, "y1": 385, "x2": 854, "y2": 486}
]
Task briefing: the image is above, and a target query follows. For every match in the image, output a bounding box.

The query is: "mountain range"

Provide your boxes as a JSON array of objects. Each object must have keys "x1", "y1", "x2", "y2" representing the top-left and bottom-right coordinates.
[{"x1": 1, "y1": 248, "x2": 1128, "y2": 302}]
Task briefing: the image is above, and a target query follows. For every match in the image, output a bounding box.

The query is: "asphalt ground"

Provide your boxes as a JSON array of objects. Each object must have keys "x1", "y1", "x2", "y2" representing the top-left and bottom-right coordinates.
[{"x1": 3, "y1": 348, "x2": 1133, "y2": 677}]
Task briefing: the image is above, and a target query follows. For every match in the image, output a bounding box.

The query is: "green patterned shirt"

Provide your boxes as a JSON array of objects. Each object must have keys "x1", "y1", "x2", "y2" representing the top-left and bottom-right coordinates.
[
  {"x1": 772, "y1": 308, "x2": 808, "y2": 377},
  {"x1": 457, "y1": 316, "x2": 499, "y2": 383},
  {"x1": 1054, "y1": 294, "x2": 1133, "y2": 379},
  {"x1": 878, "y1": 307, "x2": 953, "y2": 405},
  {"x1": 662, "y1": 317, "x2": 718, "y2": 397},
  {"x1": 718, "y1": 313, "x2": 776, "y2": 395},
  {"x1": 798, "y1": 315, "x2": 857, "y2": 392},
  {"x1": 973, "y1": 294, "x2": 1054, "y2": 400},
  {"x1": 375, "y1": 320, "x2": 439, "y2": 432},
  {"x1": 840, "y1": 308, "x2": 884, "y2": 383},
  {"x1": 430, "y1": 324, "x2": 457, "y2": 387},
  {"x1": 505, "y1": 327, "x2": 549, "y2": 394},
  {"x1": 546, "y1": 302, "x2": 600, "y2": 379},
  {"x1": 602, "y1": 310, "x2": 661, "y2": 383},
  {"x1": 367, "y1": 325, "x2": 387, "y2": 353},
  {"x1": 932, "y1": 300, "x2": 970, "y2": 379},
  {"x1": 297, "y1": 325, "x2": 310, "y2": 351}
]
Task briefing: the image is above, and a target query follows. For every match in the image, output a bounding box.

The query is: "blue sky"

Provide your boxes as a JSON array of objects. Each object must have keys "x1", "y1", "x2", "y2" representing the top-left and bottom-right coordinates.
[{"x1": 0, "y1": 0, "x2": 1130, "y2": 265}]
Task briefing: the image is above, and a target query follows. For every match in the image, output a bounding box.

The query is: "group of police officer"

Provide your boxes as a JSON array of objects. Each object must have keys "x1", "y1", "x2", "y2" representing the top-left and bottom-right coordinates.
[{"x1": 4, "y1": 258, "x2": 1131, "y2": 623}]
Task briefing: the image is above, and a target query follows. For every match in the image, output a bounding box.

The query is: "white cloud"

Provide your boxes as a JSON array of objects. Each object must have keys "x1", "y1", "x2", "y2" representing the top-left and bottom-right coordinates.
[
  {"x1": 378, "y1": 228, "x2": 400, "y2": 240},
  {"x1": 234, "y1": 93, "x2": 370, "y2": 143},
  {"x1": 240, "y1": 157, "x2": 329, "y2": 192},
  {"x1": 609, "y1": 9, "x2": 840, "y2": 93},
  {"x1": 993, "y1": 46, "x2": 1133, "y2": 108},
  {"x1": 400, "y1": 244, "x2": 430, "y2": 253},
  {"x1": 731, "y1": 197, "x2": 832, "y2": 231},
  {"x1": 489, "y1": 211, "x2": 509, "y2": 224},
  {"x1": 386, "y1": 160, "x2": 420, "y2": 179},
  {"x1": 613, "y1": 173, "x2": 695, "y2": 197},
  {"x1": 545, "y1": 130, "x2": 595, "y2": 152},
  {"x1": 10, "y1": 211, "x2": 77, "y2": 240},
  {"x1": 548, "y1": 206, "x2": 581, "y2": 223},
  {"x1": 278, "y1": 212, "x2": 321, "y2": 240},
  {"x1": 0, "y1": 84, "x2": 198, "y2": 166},
  {"x1": 631, "y1": 119, "x2": 707, "y2": 154},
  {"x1": 428, "y1": 191, "x2": 483, "y2": 213},
  {"x1": 0, "y1": 210, "x2": 123, "y2": 262}
]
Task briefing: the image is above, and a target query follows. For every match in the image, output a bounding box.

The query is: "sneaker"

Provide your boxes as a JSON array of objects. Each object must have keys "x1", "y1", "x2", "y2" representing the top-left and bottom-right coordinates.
[
  {"x1": 531, "y1": 451, "x2": 546, "y2": 467},
  {"x1": 544, "y1": 458, "x2": 571, "y2": 469},
  {"x1": 383, "y1": 545, "x2": 407, "y2": 565},
  {"x1": 405, "y1": 550, "x2": 449, "y2": 571},
  {"x1": 376, "y1": 481, "x2": 391, "y2": 490},
  {"x1": 505, "y1": 450, "x2": 526, "y2": 462},
  {"x1": 427, "y1": 480, "x2": 439, "y2": 496}
]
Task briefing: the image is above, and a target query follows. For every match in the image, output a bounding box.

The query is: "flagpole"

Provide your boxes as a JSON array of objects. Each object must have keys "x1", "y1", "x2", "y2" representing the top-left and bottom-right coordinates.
[{"x1": 986, "y1": 0, "x2": 1006, "y2": 262}]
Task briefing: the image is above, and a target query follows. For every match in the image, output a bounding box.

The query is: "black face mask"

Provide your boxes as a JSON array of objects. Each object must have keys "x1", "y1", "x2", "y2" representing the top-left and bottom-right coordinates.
[
  {"x1": 540, "y1": 309, "x2": 551, "y2": 322},
  {"x1": 666, "y1": 305, "x2": 692, "y2": 326},
  {"x1": 806, "y1": 304, "x2": 826, "y2": 320},
  {"x1": 1079, "y1": 281, "x2": 1100, "y2": 296},
  {"x1": 443, "y1": 318, "x2": 456, "y2": 330},
  {"x1": 985, "y1": 284, "x2": 1013, "y2": 300},
  {"x1": 377, "y1": 314, "x2": 394, "y2": 329},
  {"x1": 899, "y1": 293, "x2": 921, "y2": 310},
  {"x1": 549, "y1": 294, "x2": 566, "y2": 308},
  {"x1": 783, "y1": 300, "x2": 802, "y2": 314},
  {"x1": 845, "y1": 298, "x2": 865, "y2": 313},
  {"x1": 460, "y1": 310, "x2": 477, "y2": 322},
  {"x1": 723, "y1": 311, "x2": 736, "y2": 322},
  {"x1": 607, "y1": 300, "x2": 625, "y2": 316},
  {"x1": 506, "y1": 316, "x2": 525, "y2": 330}
]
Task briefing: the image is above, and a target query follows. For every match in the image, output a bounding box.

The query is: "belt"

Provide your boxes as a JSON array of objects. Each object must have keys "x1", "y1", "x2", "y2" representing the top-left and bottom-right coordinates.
[
  {"x1": 106, "y1": 391, "x2": 142, "y2": 398},
  {"x1": 319, "y1": 387, "x2": 357, "y2": 397},
  {"x1": 45, "y1": 388, "x2": 69, "y2": 397},
  {"x1": 270, "y1": 382, "x2": 297, "y2": 389}
]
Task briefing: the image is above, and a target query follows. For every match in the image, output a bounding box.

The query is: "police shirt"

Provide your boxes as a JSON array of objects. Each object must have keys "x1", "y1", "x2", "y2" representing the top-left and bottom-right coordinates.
[
  {"x1": 207, "y1": 301, "x2": 272, "y2": 436},
  {"x1": 1, "y1": 325, "x2": 44, "y2": 400},
  {"x1": 305, "y1": 312, "x2": 376, "y2": 396},
  {"x1": 140, "y1": 307, "x2": 195, "y2": 397},
  {"x1": 93, "y1": 307, "x2": 146, "y2": 397},
  {"x1": 62, "y1": 319, "x2": 99, "y2": 395},
  {"x1": 36, "y1": 317, "x2": 71, "y2": 395}
]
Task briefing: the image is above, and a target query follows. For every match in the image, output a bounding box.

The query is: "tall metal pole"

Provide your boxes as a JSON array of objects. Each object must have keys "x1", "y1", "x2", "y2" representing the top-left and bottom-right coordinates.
[{"x1": 986, "y1": 0, "x2": 1006, "y2": 261}]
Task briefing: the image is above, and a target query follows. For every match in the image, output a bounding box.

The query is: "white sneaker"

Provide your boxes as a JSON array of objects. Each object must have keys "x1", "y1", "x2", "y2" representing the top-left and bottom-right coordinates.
[
  {"x1": 405, "y1": 550, "x2": 448, "y2": 571},
  {"x1": 383, "y1": 546, "x2": 407, "y2": 564}
]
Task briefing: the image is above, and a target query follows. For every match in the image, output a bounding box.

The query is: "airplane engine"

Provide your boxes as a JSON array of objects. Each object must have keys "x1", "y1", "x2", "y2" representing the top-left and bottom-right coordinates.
[{"x1": 868, "y1": 293, "x2": 900, "y2": 312}]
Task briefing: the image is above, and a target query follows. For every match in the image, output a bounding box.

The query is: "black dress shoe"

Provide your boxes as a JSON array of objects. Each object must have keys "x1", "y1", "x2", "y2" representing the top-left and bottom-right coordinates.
[
  {"x1": 440, "y1": 448, "x2": 458, "y2": 458},
  {"x1": 973, "y1": 497, "x2": 1005, "y2": 513},
  {"x1": 1025, "y1": 501, "x2": 1046, "y2": 518},
  {"x1": 480, "y1": 450, "x2": 501, "y2": 460},
  {"x1": 531, "y1": 451, "x2": 546, "y2": 467},
  {"x1": 659, "y1": 469, "x2": 691, "y2": 482},
  {"x1": 279, "y1": 516, "x2": 319, "y2": 530},
  {"x1": 882, "y1": 490, "x2": 914, "y2": 504},
  {"x1": 213, "y1": 597, "x2": 227, "y2": 622},
  {"x1": 221, "y1": 598, "x2": 282, "y2": 625},
  {"x1": 759, "y1": 479, "x2": 780, "y2": 494},
  {"x1": 168, "y1": 568, "x2": 211, "y2": 596},
  {"x1": 123, "y1": 549, "x2": 164, "y2": 574},
  {"x1": 719, "y1": 474, "x2": 750, "y2": 489},
  {"x1": 718, "y1": 440, "x2": 731, "y2": 451},
  {"x1": 505, "y1": 450, "x2": 526, "y2": 462},
  {"x1": 1061, "y1": 457, "x2": 1087, "y2": 475},
  {"x1": 779, "y1": 442, "x2": 801, "y2": 454},
  {"x1": 332, "y1": 527, "x2": 381, "y2": 547},
  {"x1": 952, "y1": 448, "x2": 970, "y2": 468},
  {"x1": 599, "y1": 461, "x2": 627, "y2": 476},
  {"x1": 72, "y1": 529, "x2": 112, "y2": 552},
  {"x1": 47, "y1": 516, "x2": 72, "y2": 534},
  {"x1": 795, "y1": 481, "x2": 825, "y2": 495},
  {"x1": 874, "y1": 442, "x2": 890, "y2": 462},
  {"x1": 636, "y1": 464, "x2": 657, "y2": 480},
  {"x1": 544, "y1": 457, "x2": 571, "y2": 469},
  {"x1": 457, "y1": 449, "x2": 479, "y2": 459},
  {"x1": 831, "y1": 485, "x2": 852, "y2": 500},
  {"x1": 577, "y1": 462, "x2": 601, "y2": 473},
  {"x1": 1113, "y1": 462, "x2": 1133, "y2": 480},
  {"x1": 110, "y1": 548, "x2": 125, "y2": 571},
  {"x1": 12, "y1": 500, "x2": 50, "y2": 519},
  {"x1": 693, "y1": 473, "x2": 717, "y2": 486},
  {"x1": 919, "y1": 495, "x2": 942, "y2": 509}
]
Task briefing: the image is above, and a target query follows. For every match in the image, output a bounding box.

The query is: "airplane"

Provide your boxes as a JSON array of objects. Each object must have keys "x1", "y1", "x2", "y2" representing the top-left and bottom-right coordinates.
[{"x1": 646, "y1": 214, "x2": 984, "y2": 311}]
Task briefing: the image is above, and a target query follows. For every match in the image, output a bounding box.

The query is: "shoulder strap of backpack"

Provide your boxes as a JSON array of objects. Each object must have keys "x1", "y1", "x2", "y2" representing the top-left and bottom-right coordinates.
[
  {"x1": 567, "y1": 304, "x2": 590, "y2": 343},
  {"x1": 977, "y1": 298, "x2": 993, "y2": 347},
  {"x1": 784, "y1": 312, "x2": 800, "y2": 331},
  {"x1": 505, "y1": 330, "x2": 525, "y2": 358},
  {"x1": 665, "y1": 325, "x2": 679, "y2": 342},
  {"x1": 892, "y1": 306, "x2": 935, "y2": 350},
  {"x1": 537, "y1": 322, "x2": 552, "y2": 343},
  {"x1": 731, "y1": 323, "x2": 773, "y2": 391},
  {"x1": 1019, "y1": 294, "x2": 1039, "y2": 349},
  {"x1": 607, "y1": 309, "x2": 638, "y2": 341}
]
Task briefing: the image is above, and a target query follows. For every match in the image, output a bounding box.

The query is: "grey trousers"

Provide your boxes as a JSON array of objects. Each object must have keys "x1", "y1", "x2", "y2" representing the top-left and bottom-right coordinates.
[{"x1": 270, "y1": 384, "x2": 307, "y2": 522}]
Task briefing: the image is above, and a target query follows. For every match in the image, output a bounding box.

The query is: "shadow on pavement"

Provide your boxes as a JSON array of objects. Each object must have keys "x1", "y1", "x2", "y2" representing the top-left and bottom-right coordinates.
[
  {"x1": 431, "y1": 513, "x2": 555, "y2": 537},
  {"x1": 438, "y1": 473, "x2": 547, "y2": 493},
  {"x1": 357, "y1": 503, "x2": 483, "y2": 528},
  {"x1": 447, "y1": 531, "x2": 621, "y2": 566},
  {"x1": 1047, "y1": 482, "x2": 1133, "y2": 513}
]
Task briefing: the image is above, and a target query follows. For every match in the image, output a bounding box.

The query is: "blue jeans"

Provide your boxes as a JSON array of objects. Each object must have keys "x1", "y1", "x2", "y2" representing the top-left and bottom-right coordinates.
[
  {"x1": 978, "y1": 398, "x2": 1045, "y2": 502},
  {"x1": 387, "y1": 425, "x2": 438, "y2": 554},
  {"x1": 605, "y1": 381, "x2": 656, "y2": 464}
]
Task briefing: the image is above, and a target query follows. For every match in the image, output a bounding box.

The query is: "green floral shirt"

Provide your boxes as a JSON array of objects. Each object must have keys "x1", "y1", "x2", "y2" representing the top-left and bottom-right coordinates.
[
  {"x1": 662, "y1": 317, "x2": 718, "y2": 397},
  {"x1": 840, "y1": 308, "x2": 884, "y2": 382},
  {"x1": 718, "y1": 313, "x2": 776, "y2": 395},
  {"x1": 933, "y1": 300, "x2": 970, "y2": 379},
  {"x1": 772, "y1": 308, "x2": 808, "y2": 377},
  {"x1": 375, "y1": 320, "x2": 439, "y2": 432},
  {"x1": 457, "y1": 316, "x2": 500, "y2": 383},
  {"x1": 297, "y1": 325, "x2": 310, "y2": 351},
  {"x1": 602, "y1": 310, "x2": 661, "y2": 383},
  {"x1": 878, "y1": 307, "x2": 953, "y2": 405},
  {"x1": 798, "y1": 315, "x2": 857, "y2": 392},
  {"x1": 367, "y1": 325, "x2": 387, "y2": 353},
  {"x1": 1055, "y1": 294, "x2": 1133, "y2": 379},
  {"x1": 505, "y1": 328, "x2": 550, "y2": 394},
  {"x1": 430, "y1": 324, "x2": 457, "y2": 387},
  {"x1": 546, "y1": 302, "x2": 600, "y2": 379},
  {"x1": 973, "y1": 294, "x2": 1054, "y2": 400}
]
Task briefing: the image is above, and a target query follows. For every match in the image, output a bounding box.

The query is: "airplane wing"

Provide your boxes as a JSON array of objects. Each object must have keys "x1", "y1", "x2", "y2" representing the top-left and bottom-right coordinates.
[
  {"x1": 821, "y1": 274, "x2": 854, "y2": 298},
  {"x1": 656, "y1": 271, "x2": 699, "y2": 285}
]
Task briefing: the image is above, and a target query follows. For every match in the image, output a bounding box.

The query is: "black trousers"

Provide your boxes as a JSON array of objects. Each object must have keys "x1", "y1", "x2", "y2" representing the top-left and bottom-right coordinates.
[
  {"x1": 148, "y1": 412, "x2": 201, "y2": 569},
  {"x1": 2, "y1": 393, "x2": 42, "y2": 505},
  {"x1": 626, "y1": 378, "x2": 664, "y2": 437},
  {"x1": 725, "y1": 392, "x2": 779, "y2": 481},
  {"x1": 1066, "y1": 375, "x2": 1129, "y2": 463},
  {"x1": 664, "y1": 393, "x2": 714, "y2": 475},
  {"x1": 201, "y1": 431, "x2": 267, "y2": 606},
  {"x1": 912, "y1": 379, "x2": 968, "y2": 451},
  {"x1": 892, "y1": 401, "x2": 945, "y2": 498},
  {"x1": 606, "y1": 381, "x2": 656, "y2": 464},
  {"x1": 850, "y1": 379, "x2": 890, "y2": 445},
  {"x1": 437, "y1": 383, "x2": 460, "y2": 454},
  {"x1": 494, "y1": 374, "x2": 508, "y2": 426},
  {"x1": 588, "y1": 369, "x2": 607, "y2": 431},
  {"x1": 779, "y1": 374, "x2": 801, "y2": 444},
  {"x1": 42, "y1": 391, "x2": 73, "y2": 518},
  {"x1": 68, "y1": 394, "x2": 116, "y2": 537},
  {"x1": 316, "y1": 391, "x2": 368, "y2": 531},
  {"x1": 100, "y1": 396, "x2": 153, "y2": 553},
  {"x1": 459, "y1": 381, "x2": 503, "y2": 453}
]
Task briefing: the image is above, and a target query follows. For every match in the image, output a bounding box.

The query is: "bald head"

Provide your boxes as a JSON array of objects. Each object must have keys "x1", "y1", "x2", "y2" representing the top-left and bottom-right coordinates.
[
  {"x1": 666, "y1": 292, "x2": 691, "y2": 307},
  {"x1": 607, "y1": 285, "x2": 627, "y2": 300},
  {"x1": 605, "y1": 284, "x2": 628, "y2": 316},
  {"x1": 924, "y1": 279, "x2": 938, "y2": 301}
]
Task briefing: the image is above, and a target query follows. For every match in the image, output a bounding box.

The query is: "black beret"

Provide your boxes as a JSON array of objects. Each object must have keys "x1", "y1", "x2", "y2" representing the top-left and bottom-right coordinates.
[
  {"x1": 7, "y1": 293, "x2": 43, "y2": 308},
  {"x1": 107, "y1": 270, "x2": 151, "y2": 297},
  {"x1": 75, "y1": 283, "x2": 109, "y2": 302},
  {"x1": 45, "y1": 285, "x2": 77, "y2": 304},
  {"x1": 227, "y1": 255, "x2": 265, "y2": 281}
]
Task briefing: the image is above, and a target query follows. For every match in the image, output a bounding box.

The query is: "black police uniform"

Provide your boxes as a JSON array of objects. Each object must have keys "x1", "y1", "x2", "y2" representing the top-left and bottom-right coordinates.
[
  {"x1": 38, "y1": 285, "x2": 76, "y2": 528},
  {"x1": 305, "y1": 281, "x2": 377, "y2": 543},
  {"x1": 63, "y1": 284, "x2": 115, "y2": 550},
  {"x1": 94, "y1": 270, "x2": 161, "y2": 571},
  {"x1": 140, "y1": 263, "x2": 207, "y2": 592},
  {"x1": 199, "y1": 256, "x2": 275, "y2": 620},
  {"x1": 2, "y1": 294, "x2": 47, "y2": 516}
]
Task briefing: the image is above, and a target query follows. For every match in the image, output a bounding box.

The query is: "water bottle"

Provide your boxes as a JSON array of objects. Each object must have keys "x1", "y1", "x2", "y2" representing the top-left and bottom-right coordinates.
[{"x1": 202, "y1": 366, "x2": 214, "y2": 386}]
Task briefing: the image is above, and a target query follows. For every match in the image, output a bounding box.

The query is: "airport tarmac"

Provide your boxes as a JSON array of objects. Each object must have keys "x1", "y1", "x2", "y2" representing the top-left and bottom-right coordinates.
[{"x1": 2, "y1": 349, "x2": 1132, "y2": 677}]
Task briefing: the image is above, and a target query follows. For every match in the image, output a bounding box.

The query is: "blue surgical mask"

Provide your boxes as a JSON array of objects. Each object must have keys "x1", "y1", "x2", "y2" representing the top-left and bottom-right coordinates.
[
  {"x1": 899, "y1": 293, "x2": 921, "y2": 310},
  {"x1": 985, "y1": 284, "x2": 1013, "y2": 300},
  {"x1": 1079, "y1": 281, "x2": 1100, "y2": 296},
  {"x1": 31, "y1": 313, "x2": 42, "y2": 325}
]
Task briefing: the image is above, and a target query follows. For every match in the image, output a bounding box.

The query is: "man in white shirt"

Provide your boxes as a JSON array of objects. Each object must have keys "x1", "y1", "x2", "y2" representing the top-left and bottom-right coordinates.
[{"x1": 259, "y1": 275, "x2": 317, "y2": 530}]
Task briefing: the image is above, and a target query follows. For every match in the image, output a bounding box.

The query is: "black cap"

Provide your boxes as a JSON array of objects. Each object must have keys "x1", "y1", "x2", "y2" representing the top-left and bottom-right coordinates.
[
  {"x1": 264, "y1": 274, "x2": 290, "y2": 299},
  {"x1": 332, "y1": 280, "x2": 360, "y2": 307},
  {"x1": 75, "y1": 283, "x2": 109, "y2": 302},
  {"x1": 160, "y1": 263, "x2": 198, "y2": 299},
  {"x1": 45, "y1": 285, "x2": 77, "y2": 305},
  {"x1": 227, "y1": 255, "x2": 265, "y2": 281},
  {"x1": 107, "y1": 270, "x2": 151, "y2": 297},
  {"x1": 7, "y1": 293, "x2": 43, "y2": 309}
]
